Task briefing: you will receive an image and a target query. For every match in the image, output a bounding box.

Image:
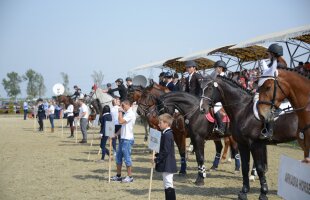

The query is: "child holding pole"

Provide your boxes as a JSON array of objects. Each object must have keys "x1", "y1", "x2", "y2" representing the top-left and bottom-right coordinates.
[
  {"x1": 98, "y1": 105, "x2": 112, "y2": 162},
  {"x1": 155, "y1": 113, "x2": 177, "y2": 200}
]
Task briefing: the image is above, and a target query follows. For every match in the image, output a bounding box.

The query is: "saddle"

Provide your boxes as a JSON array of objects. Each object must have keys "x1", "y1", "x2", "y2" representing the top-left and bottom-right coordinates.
[{"x1": 205, "y1": 111, "x2": 230, "y2": 123}]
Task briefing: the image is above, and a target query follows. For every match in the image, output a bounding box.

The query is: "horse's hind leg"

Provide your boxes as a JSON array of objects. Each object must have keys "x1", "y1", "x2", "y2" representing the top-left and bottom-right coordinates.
[
  {"x1": 142, "y1": 117, "x2": 149, "y2": 142},
  {"x1": 229, "y1": 138, "x2": 240, "y2": 172},
  {"x1": 251, "y1": 142, "x2": 268, "y2": 200},
  {"x1": 191, "y1": 134, "x2": 206, "y2": 186},
  {"x1": 174, "y1": 131, "x2": 187, "y2": 175},
  {"x1": 238, "y1": 144, "x2": 251, "y2": 200},
  {"x1": 210, "y1": 139, "x2": 223, "y2": 170},
  {"x1": 221, "y1": 137, "x2": 230, "y2": 162}
]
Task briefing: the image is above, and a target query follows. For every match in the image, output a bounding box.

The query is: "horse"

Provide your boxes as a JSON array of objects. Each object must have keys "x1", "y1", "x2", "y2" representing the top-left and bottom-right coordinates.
[
  {"x1": 127, "y1": 85, "x2": 150, "y2": 142},
  {"x1": 55, "y1": 95, "x2": 79, "y2": 117},
  {"x1": 200, "y1": 75, "x2": 298, "y2": 200},
  {"x1": 257, "y1": 67, "x2": 310, "y2": 162},
  {"x1": 137, "y1": 81, "x2": 240, "y2": 178}
]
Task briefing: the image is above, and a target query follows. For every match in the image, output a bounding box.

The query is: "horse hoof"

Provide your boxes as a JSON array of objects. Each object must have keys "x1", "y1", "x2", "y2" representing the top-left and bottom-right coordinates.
[
  {"x1": 194, "y1": 180, "x2": 204, "y2": 186},
  {"x1": 238, "y1": 192, "x2": 248, "y2": 200},
  {"x1": 249, "y1": 175, "x2": 255, "y2": 182},
  {"x1": 259, "y1": 193, "x2": 268, "y2": 200}
]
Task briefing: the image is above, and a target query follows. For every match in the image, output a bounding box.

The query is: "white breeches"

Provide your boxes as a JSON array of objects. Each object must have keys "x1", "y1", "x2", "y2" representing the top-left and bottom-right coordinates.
[
  {"x1": 214, "y1": 102, "x2": 222, "y2": 113},
  {"x1": 162, "y1": 172, "x2": 174, "y2": 189}
]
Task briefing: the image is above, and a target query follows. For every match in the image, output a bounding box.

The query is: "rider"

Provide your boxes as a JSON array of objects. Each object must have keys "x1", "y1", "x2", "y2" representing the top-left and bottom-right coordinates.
[
  {"x1": 172, "y1": 73, "x2": 183, "y2": 92},
  {"x1": 267, "y1": 43, "x2": 287, "y2": 68},
  {"x1": 125, "y1": 77, "x2": 133, "y2": 90},
  {"x1": 109, "y1": 78, "x2": 128, "y2": 102},
  {"x1": 71, "y1": 85, "x2": 81, "y2": 100},
  {"x1": 164, "y1": 72, "x2": 175, "y2": 91},
  {"x1": 159, "y1": 72, "x2": 166, "y2": 86},
  {"x1": 184, "y1": 60, "x2": 203, "y2": 97},
  {"x1": 211, "y1": 60, "x2": 227, "y2": 136}
]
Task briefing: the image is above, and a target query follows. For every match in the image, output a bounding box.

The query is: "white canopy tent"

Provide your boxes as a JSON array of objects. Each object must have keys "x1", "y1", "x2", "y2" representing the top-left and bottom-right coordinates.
[{"x1": 232, "y1": 25, "x2": 310, "y2": 48}]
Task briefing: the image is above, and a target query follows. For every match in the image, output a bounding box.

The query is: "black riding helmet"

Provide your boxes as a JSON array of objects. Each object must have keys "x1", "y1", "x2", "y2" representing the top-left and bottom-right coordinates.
[
  {"x1": 159, "y1": 72, "x2": 165, "y2": 77},
  {"x1": 213, "y1": 60, "x2": 227, "y2": 72},
  {"x1": 115, "y1": 78, "x2": 123, "y2": 84},
  {"x1": 125, "y1": 77, "x2": 132, "y2": 82},
  {"x1": 164, "y1": 72, "x2": 173, "y2": 78},
  {"x1": 268, "y1": 43, "x2": 283, "y2": 57}
]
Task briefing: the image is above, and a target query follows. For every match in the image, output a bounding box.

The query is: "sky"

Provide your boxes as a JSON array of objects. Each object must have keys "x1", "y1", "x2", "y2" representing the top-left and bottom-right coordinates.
[{"x1": 0, "y1": 0, "x2": 309, "y2": 98}]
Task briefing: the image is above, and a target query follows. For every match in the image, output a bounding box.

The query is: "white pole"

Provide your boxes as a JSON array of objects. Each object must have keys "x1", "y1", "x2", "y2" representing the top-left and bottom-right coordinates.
[
  {"x1": 108, "y1": 137, "x2": 112, "y2": 183},
  {"x1": 148, "y1": 151, "x2": 155, "y2": 200}
]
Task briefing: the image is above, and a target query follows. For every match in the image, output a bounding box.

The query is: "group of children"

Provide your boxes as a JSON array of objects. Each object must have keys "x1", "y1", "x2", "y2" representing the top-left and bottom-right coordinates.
[{"x1": 99, "y1": 101, "x2": 177, "y2": 199}]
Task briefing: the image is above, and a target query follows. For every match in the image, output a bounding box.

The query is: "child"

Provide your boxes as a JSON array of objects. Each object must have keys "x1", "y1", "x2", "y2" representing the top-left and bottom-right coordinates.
[
  {"x1": 98, "y1": 105, "x2": 112, "y2": 162},
  {"x1": 155, "y1": 113, "x2": 177, "y2": 200}
]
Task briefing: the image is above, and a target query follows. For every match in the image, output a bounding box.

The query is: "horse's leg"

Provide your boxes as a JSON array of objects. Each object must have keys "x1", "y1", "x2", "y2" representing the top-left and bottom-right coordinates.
[
  {"x1": 221, "y1": 137, "x2": 230, "y2": 162},
  {"x1": 173, "y1": 130, "x2": 187, "y2": 175},
  {"x1": 142, "y1": 117, "x2": 149, "y2": 142},
  {"x1": 191, "y1": 133, "x2": 206, "y2": 186},
  {"x1": 229, "y1": 137, "x2": 240, "y2": 172},
  {"x1": 210, "y1": 139, "x2": 223, "y2": 170},
  {"x1": 251, "y1": 142, "x2": 268, "y2": 200},
  {"x1": 249, "y1": 162, "x2": 257, "y2": 182},
  {"x1": 238, "y1": 144, "x2": 251, "y2": 200}
]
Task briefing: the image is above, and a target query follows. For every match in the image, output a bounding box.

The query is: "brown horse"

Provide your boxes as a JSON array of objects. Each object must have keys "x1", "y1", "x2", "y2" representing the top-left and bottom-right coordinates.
[
  {"x1": 136, "y1": 81, "x2": 240, "y2": 178},
  {"x1": 258, "y1": 67, "x2": 310, "y2": 162},
  {"x1": 55, "y1": 95, "x2": 79, "y2": 116}
]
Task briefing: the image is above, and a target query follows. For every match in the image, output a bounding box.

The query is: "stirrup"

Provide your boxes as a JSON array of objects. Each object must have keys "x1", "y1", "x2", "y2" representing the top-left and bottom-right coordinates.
[
  {"x1": 259, "y1": 128, "x2": 272, "y2": 140},
  {"x1": 214, "y1": 128, "x2": 225, "y2": 136}
]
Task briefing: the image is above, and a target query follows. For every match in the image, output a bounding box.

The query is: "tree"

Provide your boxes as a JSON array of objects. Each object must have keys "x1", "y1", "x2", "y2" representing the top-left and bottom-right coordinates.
[
  {"x1": 91, "y1": 70, "x2": 104, "y2": 88},
  {"x1": 23, "y1": 69, "x2": 46, "y2": 98},
  {"x1": 2, "y1": 72, "x2": 22, "y2": 99},
  {"x1": 61, "y1": 72, "x2": 70, "y2": 95},
  {"x1": 36, "y1": 73, "x2": 46, "y2": 97}
]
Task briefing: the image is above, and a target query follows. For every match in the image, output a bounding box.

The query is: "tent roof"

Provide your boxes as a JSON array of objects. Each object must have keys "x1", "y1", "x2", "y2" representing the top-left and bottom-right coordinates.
[
  {"x1": 163, "y1": 57, "x2": 215, "y2": 73},
  {"x1": 209, "y1": 45, "x2": 269, "y2": 62},
  {"x1": 130, "y1": 59, "x2": 167, "y2": 71},
  {"x1": 233, "y1": 25, "x2": 310, "y2": 48}
]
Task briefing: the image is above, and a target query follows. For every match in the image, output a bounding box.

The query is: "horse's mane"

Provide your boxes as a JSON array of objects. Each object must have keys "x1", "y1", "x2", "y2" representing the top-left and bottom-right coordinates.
[
  {"x1": 217, "y1": 75, "x2": 254, "y2": 96},
  {"x1": 161, "y1": 91, "x2": 199, "y2": 103},
  {"x1": 278, "y1": 67, "x2": 310, "y2": 79}
]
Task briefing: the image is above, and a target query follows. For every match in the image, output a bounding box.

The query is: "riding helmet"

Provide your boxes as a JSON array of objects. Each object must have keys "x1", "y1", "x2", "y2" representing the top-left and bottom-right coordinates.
[
  {"x1": 213, "y1": 60, "x2": 227, "y2": 69},
  {"x1": 115, "y1": 78, "x2": 123, "y2": 84},
  {"x1": 125, "y1": 77, "x2": 132, "y2": 82},
  {"x1": 107, "y1": 83, "x2": 112, "y2": 87},
  {"x1": 268, "y1": 43, "x2": 283, "y2": 57},
  {"x1": 159, "y1": 72, "x2": 165, "y2": 77},
  {"x1": 185, "y1": 60, "x2": 197, "y2": 68},
  {"x1": 164, "y1": 72, "x2": 173, "y2": 78},
  {"x1": 173, "y1": 73, "x2": 179, "y2": 79}
]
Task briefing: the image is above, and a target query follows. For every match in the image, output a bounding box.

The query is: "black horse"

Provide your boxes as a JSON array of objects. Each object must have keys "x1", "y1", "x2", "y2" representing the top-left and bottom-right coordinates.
[
  {"x1": 157, "y1": 91, "x2": 240, "y2": 185},
  {"x1": 200, "y1": 75, "x2": 298, "y2": 200}
]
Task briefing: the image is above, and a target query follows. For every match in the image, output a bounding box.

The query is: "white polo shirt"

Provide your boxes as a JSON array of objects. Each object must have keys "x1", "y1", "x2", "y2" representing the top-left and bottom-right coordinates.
[
  {"x1": 48, "y1": 105, "x2": 55, "y2": 115},
  {"x1": 64, "y1": 104, "x2": 74, "y2": 117},
  {"x1": 111, "y1": 105, "x2": 120, "y2": 125},
  {"x1": 120, "y1": 107, "x2": 136, "y2": 140},
  {"x1": 79, "y1": 103, "x2": 89, "y2": 119}
]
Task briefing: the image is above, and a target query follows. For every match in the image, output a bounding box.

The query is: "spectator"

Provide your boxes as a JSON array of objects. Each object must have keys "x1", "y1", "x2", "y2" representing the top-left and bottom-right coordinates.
[
  {"x1": 111, "y1": 100, "x2": 136, "y2": 183},
  {"x1": 64, "y1": 102, "x2": 75, "y2": 138},
  {"x1": 155, "y1": 113, "x2": 177, "y2": 200},
  {"x1": 37, "y1": 98, "x2": 45, "y2": 132},
  {"x1": 23, "y1": 101, "x2": 28, "y2": 120},
  {"x1": 77, "y1": 94, "x2": 89, "y2": 143},
  {"x1": 97, "y1": 105, "x2": 112, "y2": 162},
  {"x1": 48, "y1": 100, "x2": 55, "y2": 133},
  {"x1": 111, "y1": 98, "x2": 122, "y2": 157}
]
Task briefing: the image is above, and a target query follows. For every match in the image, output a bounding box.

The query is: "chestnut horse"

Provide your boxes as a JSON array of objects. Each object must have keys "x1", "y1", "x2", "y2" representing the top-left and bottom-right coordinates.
[
  {"x1": 136, "y1": 81, "x2": 240, "y2": 178},
  {"x1": 258, "y1": 67, "x2": 310, "y2": 162},
  {"x1": 55, "y1": 95, "x2": 79, "y2": 117},
  {"x1": 200, "y1": 75, "x2": 298, "y2": 200}
]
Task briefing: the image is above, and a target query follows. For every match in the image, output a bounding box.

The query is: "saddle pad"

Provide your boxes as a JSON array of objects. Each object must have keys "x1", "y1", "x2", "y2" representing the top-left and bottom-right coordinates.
[{"x1": 205, "y1": 113, "x2": 230, "y2": 123}]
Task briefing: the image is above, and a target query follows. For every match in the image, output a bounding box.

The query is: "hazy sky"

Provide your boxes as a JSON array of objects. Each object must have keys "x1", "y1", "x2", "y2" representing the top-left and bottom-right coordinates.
[{"x1": 0, "y1": 0, "x2": 309, "y2": 98}]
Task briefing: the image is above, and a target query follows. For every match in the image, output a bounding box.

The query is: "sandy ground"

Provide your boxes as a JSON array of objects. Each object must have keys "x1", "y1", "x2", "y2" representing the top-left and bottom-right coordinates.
[{"x1": 0, "y1": 115, "x2": 303, "y2": 200}]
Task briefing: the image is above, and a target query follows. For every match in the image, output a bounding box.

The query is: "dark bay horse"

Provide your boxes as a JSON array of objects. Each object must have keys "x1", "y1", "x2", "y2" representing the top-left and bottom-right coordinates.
[
  {"x1": 257, "y1": 67, "x2": 310, "y2": 162},
  {"x1": 55, "y1": 95, "x2": 79, "y2": 116},
  {"x1": 138, "y1": 82, "x2": 240, "y2": 180},
  {"x1": 127, "y1": 85, "x2": 150, "y2": 142},
  {"x1": 156, "y1": 91, "x2": 240, "y2": 186},
  {"x1": 128, "y1": 84, "x2": 188, "y2": 174},
  {"x1": 200, "y1": 75, "x2": 298, "y2": 200}
]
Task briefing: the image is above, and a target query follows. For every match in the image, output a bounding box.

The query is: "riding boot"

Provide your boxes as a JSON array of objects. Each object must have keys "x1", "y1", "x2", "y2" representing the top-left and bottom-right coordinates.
[
  {"x1": 213, "y1": 112, "x2": 225, "y2": 136},
  {"x1": 68, "y1": 127, "x2": 74, "y2": 138},
  {"x1": 51, "y1": 128, "x2": 54, "y2": 133},
  {"x1": 165, "y1": 187, "x2": 176, "y2": 200}
]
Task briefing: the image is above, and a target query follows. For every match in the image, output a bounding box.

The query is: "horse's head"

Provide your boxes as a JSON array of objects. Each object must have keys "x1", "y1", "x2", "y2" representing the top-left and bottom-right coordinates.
[
  {"x1": 257, "y1": 77, "x2": 288, "y2": 123},
  {"x1": 127, "y1": 85, "x2": 144, "y2": 103},
  {"x1": 200, "y1": 77, "x2": 223, "y2": 112}
]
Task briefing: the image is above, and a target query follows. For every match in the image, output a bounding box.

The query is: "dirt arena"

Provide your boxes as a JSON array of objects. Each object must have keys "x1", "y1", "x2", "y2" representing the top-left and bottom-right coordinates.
[{"x1": 0, "y1": 115, "x2": 303, "y2": 200}]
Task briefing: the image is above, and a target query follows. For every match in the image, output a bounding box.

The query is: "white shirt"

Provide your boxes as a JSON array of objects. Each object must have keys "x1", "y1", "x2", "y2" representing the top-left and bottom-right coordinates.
[
  {"x1": 120, "y1": 107, "x2": 136, "y2": 140},
  {"x1": 48, "y1": 105, "x2": 55, "y2": 115},
  {"x1": 111, "y1": 105, "x2": 120, "y2": 125},
  {"x1": 64, "y1": 104, "x2": 74, "y2": 117},
  {"x1": 79, "y1": 103, "x2": 89, "y2": 119}
]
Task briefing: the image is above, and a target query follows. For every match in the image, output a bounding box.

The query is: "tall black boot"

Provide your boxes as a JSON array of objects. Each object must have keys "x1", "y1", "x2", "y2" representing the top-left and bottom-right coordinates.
[
  {"x1": 165, "y1": 187, "x2": 176, "y2": 200},
  {"x1": 213, "y1": 112, "x2": 225, "y2": 136},
  {"x1": 68, "y1": 127, "x2": 74, "y2": 138}
]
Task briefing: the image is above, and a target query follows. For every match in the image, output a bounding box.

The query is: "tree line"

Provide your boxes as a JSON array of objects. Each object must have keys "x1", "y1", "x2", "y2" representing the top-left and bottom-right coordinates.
[{"x1": 2, "y1": 69, "x2": 105, "y2": 100}]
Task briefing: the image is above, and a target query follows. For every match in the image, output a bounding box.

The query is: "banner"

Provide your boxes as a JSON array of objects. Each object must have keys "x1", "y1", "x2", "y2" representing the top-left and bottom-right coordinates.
[
  {"x1": 148, "y1": 128, "x2": 161, "y2": 153},
  {"x1": 105, "y1": 121, "x2": 115, "y2": 138},
  {"x1": 278, "y1": 155, "x2": 310, "y2": 200}
]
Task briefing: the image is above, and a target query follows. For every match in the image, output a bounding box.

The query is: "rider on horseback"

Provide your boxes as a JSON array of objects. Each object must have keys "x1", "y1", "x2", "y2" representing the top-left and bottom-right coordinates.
[
  {"x1": 71, "y1": 85, "x2": 81, "y2": 101},
  {"x1": 267, "y1": 43, "x2": 287, "y2": 68},
  {"x1": 212, "y1": 60, "x2": 227, "y2": 136}
]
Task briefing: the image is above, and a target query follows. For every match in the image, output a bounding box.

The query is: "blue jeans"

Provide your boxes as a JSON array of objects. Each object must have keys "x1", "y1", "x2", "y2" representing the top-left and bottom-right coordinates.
[
  {"x1": 49, "y1": 114, "x2": 55, "y2": 128},
  {"x1": 116, "y1": 139, "x2": 134, "y2": 166},
  {"x1": 24, "y1": 109, "x2": 28, "y2": 120}
]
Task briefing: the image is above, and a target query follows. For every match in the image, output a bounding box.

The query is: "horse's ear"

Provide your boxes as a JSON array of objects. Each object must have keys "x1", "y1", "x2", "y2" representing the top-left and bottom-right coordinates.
[{"x1": 149, "y1": 79, "x2": 154, "y2": 86}]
